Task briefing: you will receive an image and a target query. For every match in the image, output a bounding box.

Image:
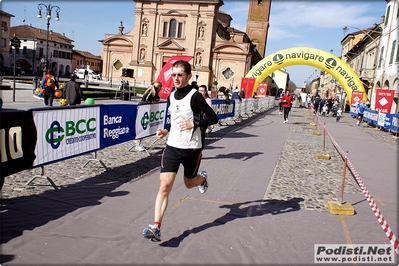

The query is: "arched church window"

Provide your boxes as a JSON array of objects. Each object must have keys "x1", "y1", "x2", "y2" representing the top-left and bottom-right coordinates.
[
  {"x1": 163, "y1": 19, "x2": 183, "y2": 38},
  {"x1": 169, "y1": 19, "x2": 177, "y2": 38}
]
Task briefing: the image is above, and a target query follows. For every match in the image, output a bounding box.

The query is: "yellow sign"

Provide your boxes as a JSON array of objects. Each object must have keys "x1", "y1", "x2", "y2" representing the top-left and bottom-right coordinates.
[{"x1": 245, "y1": 47, "x2": 368, "y2": 102}]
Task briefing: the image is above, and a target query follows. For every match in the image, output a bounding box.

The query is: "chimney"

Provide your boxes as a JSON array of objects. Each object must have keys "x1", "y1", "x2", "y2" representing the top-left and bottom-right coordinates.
[{"x1": 380, "y1": 15, "x2": 385, "y2": 25}]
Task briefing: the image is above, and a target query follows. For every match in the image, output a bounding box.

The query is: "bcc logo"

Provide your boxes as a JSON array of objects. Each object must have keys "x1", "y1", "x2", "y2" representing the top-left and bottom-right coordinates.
[
  {"x1": 140, "y1": 110, "x2": 165, "y2": 130},
  {"x1": 45, "y1": 118, "x2": 96, "y2": 149}
]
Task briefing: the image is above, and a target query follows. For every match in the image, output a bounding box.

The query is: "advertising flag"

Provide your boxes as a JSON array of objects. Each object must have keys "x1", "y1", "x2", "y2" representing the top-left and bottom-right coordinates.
[
  {"x1": 257, "y1": 83, "x2": 268, "y2": 97},
  {"x1": 156, "y1": 56, "x2": 193, "y2": 100},
  {"x1": 351, "y1": 91, "x2": 364, "y2": 105},
  {"x1": 240, "y1": 77, "x2": 256, "y2": 98},
  {"x1": 375, "y1": 89, "x2": 394, "y2": 114}
]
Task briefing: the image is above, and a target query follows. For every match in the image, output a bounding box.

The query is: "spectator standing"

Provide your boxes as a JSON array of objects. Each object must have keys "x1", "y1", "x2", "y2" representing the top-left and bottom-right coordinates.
[
  {"x1": 134, "y1": 82, "x2": 162, "y2": 151},
  {"x1": 232, "y1": 87, "x2": 241, "y2": 102},
  {"x1": 277, "y1": 91, "x2": 284, "y2": 114},
  {"x1": 199, "y1": 84, "x2": 215, "y2": 146},
  {"x1": 239, "y1": 88, "x2": 246, "y2": 99},
  {"x1": 40, "y1": 69, "x2": 59, "y2": 107},
  {"x1": 64, "y1": 74, "x2": 85, "y2": 105},
  {"x1": 326, "y1": 97, "x2": 334, "y2": 116}
]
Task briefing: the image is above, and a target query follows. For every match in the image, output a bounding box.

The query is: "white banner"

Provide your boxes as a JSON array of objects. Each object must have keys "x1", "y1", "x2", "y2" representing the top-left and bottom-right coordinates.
[
  {"x1": 377, "y1": 112, "x2": 386, "y2": 127},
  {"x1": 33, "y1": 107, "x2": 100, "y2": 166},
  {"x1": 135, "y1": 103, "x2": 167, "y2": 139}
]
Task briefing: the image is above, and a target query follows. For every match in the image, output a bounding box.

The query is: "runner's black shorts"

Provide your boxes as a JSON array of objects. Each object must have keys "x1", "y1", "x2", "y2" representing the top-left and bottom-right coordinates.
[{"x1": 160, "y1": 145, "x2": 202, "y2": 179}]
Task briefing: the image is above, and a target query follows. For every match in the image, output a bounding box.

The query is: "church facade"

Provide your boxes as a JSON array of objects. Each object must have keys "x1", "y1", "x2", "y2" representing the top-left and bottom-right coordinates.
[{"x1": 100, "y1": 0, "x2": 271, "y2": 92}]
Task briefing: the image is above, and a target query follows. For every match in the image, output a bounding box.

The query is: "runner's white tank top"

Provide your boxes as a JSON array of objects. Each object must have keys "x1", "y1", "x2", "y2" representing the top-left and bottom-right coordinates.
[{"x1": 167, "y1": 89, "x2": 202, "y2": 149}]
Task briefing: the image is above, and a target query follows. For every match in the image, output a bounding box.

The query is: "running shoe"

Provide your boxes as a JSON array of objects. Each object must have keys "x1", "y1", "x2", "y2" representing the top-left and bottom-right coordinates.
[
  {"x1": 142, "y1": 224, "x2": 161, "y2": 241},
  {"x1": 198, "y1": 171, "x2": 208, "y2": 194}
]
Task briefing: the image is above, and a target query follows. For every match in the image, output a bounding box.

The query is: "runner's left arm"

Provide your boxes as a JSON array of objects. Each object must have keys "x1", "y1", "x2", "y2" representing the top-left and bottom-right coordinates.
[{"x1": 191, "y1": 92, "x2": 218, "y2": 128}]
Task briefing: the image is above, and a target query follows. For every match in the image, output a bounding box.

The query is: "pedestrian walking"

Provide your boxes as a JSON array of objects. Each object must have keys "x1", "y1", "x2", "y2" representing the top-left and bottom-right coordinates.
[
  {"x1": 64, "y1": 74, "x2": 85, "y2": 106},
  {"x1": 282, "y1": 90, "x2": 294, "y2": 123},
  {"x1": 313, "y1": 95, "x2": 321, "y2": 115},
  {"x1": 40, "y1": 69, "x2": 59, "y2": 107},
  {"x1": 142, "y1": 60, "x2": 218, "y2": 241}
]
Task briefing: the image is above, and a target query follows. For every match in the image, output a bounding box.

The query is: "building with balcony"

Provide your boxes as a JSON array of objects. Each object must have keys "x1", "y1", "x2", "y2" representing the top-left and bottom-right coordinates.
[
  {"x1": 340, "y1": 0, "x2": 398, "y2": 114},
  {"x1": 10, "y1": 25, "x2": 74, "y2": 77},
  {"x1": 341, "y1": 22, "x2": 382, "y2": 101}
]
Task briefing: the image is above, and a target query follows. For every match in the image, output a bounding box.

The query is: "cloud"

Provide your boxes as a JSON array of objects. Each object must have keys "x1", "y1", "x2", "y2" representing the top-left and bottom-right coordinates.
[
  {"x1": 270, "y1": 2, "x2": 380, "y2": 29},
  {"x1": 223, "y1": 1, "x2": 384, "y2": 37}
]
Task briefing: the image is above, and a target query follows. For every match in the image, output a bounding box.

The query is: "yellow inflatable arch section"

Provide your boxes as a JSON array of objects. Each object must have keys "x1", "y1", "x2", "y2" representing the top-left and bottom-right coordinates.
[{"x1": 245, "y1": 47, "x2": 367, "y2": 102}]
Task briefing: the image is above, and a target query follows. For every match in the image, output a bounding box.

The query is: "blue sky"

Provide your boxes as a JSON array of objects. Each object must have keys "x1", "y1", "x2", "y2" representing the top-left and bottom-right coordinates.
[{"x1": 3, "y1": 0, "x2": 386, "y2": 86}]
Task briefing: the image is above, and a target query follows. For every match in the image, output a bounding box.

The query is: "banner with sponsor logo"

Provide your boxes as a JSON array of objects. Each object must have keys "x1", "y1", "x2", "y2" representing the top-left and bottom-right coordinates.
[
  {"x1": 245, "y1": 47, "x2": 368, "y2": 103},
  {"x1": 32, "y1": 107, "x2": 100, "y2": 167},
  {"x1": 1, "y1": 110, "x2": 37, "y2": 178},
  {"x1": 135, "y1": 102, "x2": 168, "y2": 139},
  {"x1": 375, "y1": 89, "x2": 394, "y2": 114},
  {"x1": 100, "y1": 104, "x2": 137, "y2": 148},
  {"x1": 211, "y1": 99, "x2": 235, "y2": 119},
  {"x1": 156, "y1": 56, "x2": 193, "y2": 100},
  {"x1": 351, "y1": 91, "x2": 363, "y2": 105},
  {"x1": 257, "y1": 83, "x2": 268, "y2": 98}
]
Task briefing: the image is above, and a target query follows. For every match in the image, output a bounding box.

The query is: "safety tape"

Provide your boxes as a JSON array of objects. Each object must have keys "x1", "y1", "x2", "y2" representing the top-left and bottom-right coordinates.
[{"x1": 322, "y1": 120, "x2": 399, "y2": 255}]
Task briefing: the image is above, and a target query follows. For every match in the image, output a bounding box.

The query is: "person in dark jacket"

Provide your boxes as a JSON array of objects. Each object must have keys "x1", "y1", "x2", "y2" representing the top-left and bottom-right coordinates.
[{"x1": 64, "y1": 74, "x2": 85, "y2": 105}]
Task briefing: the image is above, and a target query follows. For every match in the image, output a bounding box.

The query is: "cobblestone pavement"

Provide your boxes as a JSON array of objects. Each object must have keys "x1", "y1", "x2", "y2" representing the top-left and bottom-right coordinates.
[
  {"x1": 1, "y1": 102, "x2": 398, "y2": 212},
  {"x1": 264, "y1": 108, "x2": 360, "y2": 212}
]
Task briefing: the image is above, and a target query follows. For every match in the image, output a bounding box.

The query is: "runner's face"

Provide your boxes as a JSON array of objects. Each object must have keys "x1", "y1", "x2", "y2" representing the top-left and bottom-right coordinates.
[{"x1": 171, "y1": 66, "x2": 191, "y2": 89}]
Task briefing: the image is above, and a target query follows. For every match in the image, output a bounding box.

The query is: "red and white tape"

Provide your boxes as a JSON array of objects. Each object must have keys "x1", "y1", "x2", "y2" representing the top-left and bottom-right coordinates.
[{"x1": 324, "y1": 127, "x2": 399, "y2": 255}]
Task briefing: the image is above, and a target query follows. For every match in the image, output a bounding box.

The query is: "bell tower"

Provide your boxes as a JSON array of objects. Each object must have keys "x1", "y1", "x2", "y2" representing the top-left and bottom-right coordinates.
[{"x1": 246, "y1": 0, "x2": 272, "y2": 58}]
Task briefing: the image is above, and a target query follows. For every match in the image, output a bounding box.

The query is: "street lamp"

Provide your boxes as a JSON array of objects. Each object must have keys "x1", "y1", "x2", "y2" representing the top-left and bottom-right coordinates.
[{"x1": 37, "y1": 3, "x2": 60, "y2": 76}]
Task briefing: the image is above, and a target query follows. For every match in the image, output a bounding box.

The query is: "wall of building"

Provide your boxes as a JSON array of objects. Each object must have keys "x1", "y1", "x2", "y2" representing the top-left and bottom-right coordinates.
[{"x1": 101, "y1": 0, "x2": 257, "y2": 91}]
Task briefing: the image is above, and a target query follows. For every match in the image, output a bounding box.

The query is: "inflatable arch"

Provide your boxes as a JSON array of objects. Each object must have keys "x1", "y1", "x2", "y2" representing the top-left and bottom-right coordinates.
[{"x1": 245, "y1": 47, "x2": 368, "y2": 102}]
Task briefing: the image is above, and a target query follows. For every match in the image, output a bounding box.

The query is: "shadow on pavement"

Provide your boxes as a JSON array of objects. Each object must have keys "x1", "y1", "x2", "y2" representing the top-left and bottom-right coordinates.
[{"x1": 160, "y1": 197, "x2": 304, "y2": 248}]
